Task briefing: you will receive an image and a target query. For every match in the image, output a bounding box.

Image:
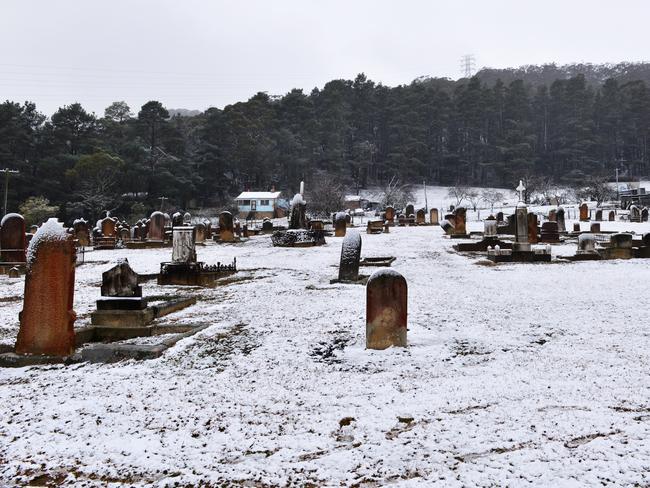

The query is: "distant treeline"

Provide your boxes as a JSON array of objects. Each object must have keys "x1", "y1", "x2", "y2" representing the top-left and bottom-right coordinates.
[{"x1": 1, "y1": 62, "x2": 650, "y2": 221}]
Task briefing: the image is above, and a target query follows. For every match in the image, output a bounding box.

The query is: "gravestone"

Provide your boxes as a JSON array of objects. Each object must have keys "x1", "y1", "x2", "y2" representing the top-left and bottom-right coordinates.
[
  {"x1": 513, "y1": 202, "x2": 530, "y2": 252},
  {"x1": 540, "y1": 221, "x2": 560, "y2": 243},
  {"x1": 415, "y1": 209, "x2": 425, "y2": 225},
  {"x1": 119, "y1": 227, "x2": 130, "y2": 242},
  {"x1": 101, "y1": 217, "x2": 116, "y2": 237},
  {"x1": 595, "y1": 209, "x2": 603, "y2": 222},
  {"x1": 242, "y1": 224, "x2": 249, "y2": 238},
  {"x1": 643, "y1": 208, "x2": 649, "y2": 222},
  {"x1": 528, "y1": 213, "x2": 539, "y2": 244},
  {"x1": 338, "y1": 232, "x2": 362, "y2": 282},
  {"x1": 609, "y1": 210, "x2": 615, "y2": 222},
  {"x1": 73, "y1": 218, "x2": 90, "y2": 247},
  {"x1": 172, "y1": 227, "x2": 196, "y2": 263},
  {"x1": 573, "y1": 223, "x2": 580, "y2": 232},
  {"x1": 172, "y1": 212, "x2": 183, "y2": 227},
  {"x1": 484, "y1": 215, "x2": 497, "y2": 237},
  {"x1": 0, "y1": 213, "x2": 26, "y2": 262},
  {"x1": 366, "y1": 269, "x2": 407, "y2": 350},
  {"x1": 429, "y1": 208, "x2": 439, "y2": 225},
  {"x1": 630, "y1": 205, "x2": 641, "y2": 223},
  {"x1": 496, "y1": 211, "x2": 504, "y2": 223},
  {"x1": 405, "y1": 204, "x2": 415, "y2": 218},
  {"x1": 309, "y1": 220, "x2": 324, "y2": 231},
  {"x1": 385, "y1": 206, "x2": 395, "y2": 223},
  {"x1": 441, "y1": 207, "x2": 467, "y2": 237},
  {"x1": 262, "y1": 218, "x2": 274, "y2": 233},
  {"x1": 334, "y1": 212, "x2": 347, "y2": 237},
  {"x1": 148, "y1": 211, "x2": 166, "y2": 241},
  {"x1": 288, "y1": 194, "x2": 307, "y2": 229},
  {"x1": 15, "y1": 219, "x2": 76, "y2": 356},
  {"x1": 91, "y1": 258, "x2": 150, "y2": 326},
  {"x1": 576, "y1": 234, "x2": 598, "y2": 256},
  {"x1": 579, "y1": 203, "x2": 590, "y2": 222},
  {"x1": 8, "y1": 266, "x2": 20, "y2": 278},
  {"x1": 219, "y1": 211, "x2": 235, "y2": 242},
  {"x1": 195, "y1": 223, "x2": 206, "y2": 243},
  {"x1": 548, "y1": 209, "x2": 557, "y2": 222},
  {"x1": 590, "y1": 223, "x2": 601, "y2": 233},
  {"x1": 556, "y1": 207, "x2": 566, "y2": 233},
  {"x1": 183, "y1": 212, "x2": 192, "y2": 224},
  {"x1": 101, "y1": 258, "x2": 142, "y2": 297}
]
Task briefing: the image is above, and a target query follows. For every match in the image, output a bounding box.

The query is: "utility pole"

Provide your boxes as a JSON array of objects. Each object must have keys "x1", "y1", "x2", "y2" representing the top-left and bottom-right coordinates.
[
  {"x1": 1, "y1": 168, "x2": 19, "y2": 217},
  {"x1": 460, "y1": 54, "x2": 476, "y2": 78},
  {"x1": 423, "y1": 180, "x2": 428, "y2": 212},
  {"x1": 615, "y1": 167, "x2": 620, "y2": 203}
]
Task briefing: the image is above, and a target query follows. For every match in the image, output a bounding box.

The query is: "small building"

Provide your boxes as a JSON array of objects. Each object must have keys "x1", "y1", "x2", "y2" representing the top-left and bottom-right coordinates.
[
  {"x1": 235, "y1": 191, "x2": 284, "y2": 219},
  {"x1": 344, "y1": 195, "x2": 370, "y2": 210}
]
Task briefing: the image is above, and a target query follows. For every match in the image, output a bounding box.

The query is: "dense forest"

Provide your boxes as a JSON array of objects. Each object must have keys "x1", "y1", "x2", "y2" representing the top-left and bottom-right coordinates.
[{"x1": 2, "y1": 62, "x2": 650, "y2": 222}]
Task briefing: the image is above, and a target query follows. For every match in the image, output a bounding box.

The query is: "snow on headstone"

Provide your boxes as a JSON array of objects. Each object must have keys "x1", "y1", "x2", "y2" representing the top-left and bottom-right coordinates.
[
  {"x1": 15, "y1": 218, "x2": 76, "y2": 356},
  {"x1": 366, "y1": 268, "x2": 407, "y2": 350}
]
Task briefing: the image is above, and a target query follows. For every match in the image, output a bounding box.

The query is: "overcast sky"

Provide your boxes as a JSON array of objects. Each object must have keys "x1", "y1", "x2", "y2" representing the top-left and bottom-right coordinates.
[{"x1": 2, "y1": 0, "x2": 649, "y2": 116}]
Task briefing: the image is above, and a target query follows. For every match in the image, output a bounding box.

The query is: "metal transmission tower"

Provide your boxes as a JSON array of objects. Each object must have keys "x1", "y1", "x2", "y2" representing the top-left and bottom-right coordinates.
[{"x1": 460, "y1": 54, "x2": 476, "y2": 78}]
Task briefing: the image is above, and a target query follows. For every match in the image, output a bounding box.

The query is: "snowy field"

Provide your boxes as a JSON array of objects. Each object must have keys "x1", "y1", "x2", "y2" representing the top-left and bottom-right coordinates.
[{"x1": 2, "y1": 216, "x2": 650, "y2": 486}]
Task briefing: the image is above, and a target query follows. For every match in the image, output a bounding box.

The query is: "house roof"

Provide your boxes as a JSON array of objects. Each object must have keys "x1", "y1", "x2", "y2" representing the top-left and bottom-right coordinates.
[{"x1": 235, "y1": 191, "x2": 282, "y2": 200}]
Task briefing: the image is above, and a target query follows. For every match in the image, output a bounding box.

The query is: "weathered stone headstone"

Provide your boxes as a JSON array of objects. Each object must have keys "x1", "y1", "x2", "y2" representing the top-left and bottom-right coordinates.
[
  {"x1": 172, "y1": 226, "x2": 196, "y2": 263},
  {"x1": 15, "y1": 219, "x2": 76, "y2": 356},
  {"x1": 366, "y1": 269, "x2": 407, "y2": 350},
  {"x1": 72, "y1": 218, "x2": 90, "y2": 247},
  {"x1": 609, "y1": 210, "x2": 615, "y2": 222},
  {"x1": 0, "y1": 213, "x2": 26, "y2": 262},
  {"x1": 309, "y1": 220, "x2": 324, "y2": 231},
  {"x1": 579, "y1": 203, "x2": 590, "y2": 222},
  {"x1": 527, "y1": 212, "x2": 538, "y2": 244},
  {"x1": 556, "y1": 207, "x2": 566, "y2": 233},
  {"x1": 219, "y1": 211, "x2": 235, "y2": 242},
  {"x1": 548, "y1": 209, "x2": 557, "y2": 222},
  {"x1": 183, "y1": 212, "x2": 191, "y2": 224},
  {"x1": 334, "y1": 212, "x2": 347, "y2": 237},
  {"x1": 338, "y1": 232, "x2": 362, "y2": 282},
  {"x1": 118, "y1": 227, "x2": 130, "y2": 242},
  {"x1": 172, "y1": 212, "x2": 183, "y2": 227},
  {"x1": 8, "y1": 266, "x2": 20, "y2": 278},
  {"x1": 642, "y1": 208, "x2": 649, "y2": 223},
  {"x1": 195, "y1": 223, "x2": 206, "y2": 243},
  {"x1": 513, "y1": 202, "x2": 530, "y2": 252},
  {"x1": 484, "y1": 215, "x2": 497, "y2": 237},
  {"x1": 595, "y1": 209, "x2": 603, "y2": 222},
  {"x1": 385, "y1": 206, "x2": 395, "y2": 223},
  {"x1": 429, "y1": 208, "x2": 439, "y2": 225},
  {"x1": 101, "y1": 258, "x2": 142, "y2": 297},
  {"x1": 630, "y1": 205, "x2": 641, "y2": 223},
  {"x1": 415, "y1": 209, "x2": 425, "y2": 225},
  {"x1": 262, "y1": 218, "x2": 273, "y2": 233},
  {"x1": 405, "y1": 204, "x2": 415, "y2": 218},
  {"x1": 590, "y1": 223, "x2": 601, "y2": 233},
  {"x1": 100, "y1": 217, "x2": 116, "y2": 237},
  {"x1": 148, "y1": 211, "x2": 165, "y2": 241},
  {"x1": 288, "y1": 194, "x2": 307, "y2": 229},
  {"x1": 496, "y1": 211, "x2": 504, "y2": 223},
  {"x1": 573, "y1": 223, "x2": 581, "y2": 232},
  {"x1": 540, "y1": 221, "x2": 560, "y2": 243},
  {"x1": 577, "y1": 234, "x2": 597, "y2": 255}
]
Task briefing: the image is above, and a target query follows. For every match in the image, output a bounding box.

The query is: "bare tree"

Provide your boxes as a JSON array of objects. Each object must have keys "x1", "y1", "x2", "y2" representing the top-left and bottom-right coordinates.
[
  {"x1": 376, "y1": 176, "x2": 413, "y2": 210},
  {"x1": 306, "y1": 172, "x2": 346, "y2": 217},
  {"x1": 467, "y1": 189, "x2": 481, "y2": 211},
  {"x1": 481, "y1": 190, "x2": 505, "y2": 213},
  {"x1": 575, "y1": 177, "x2": 615, "y2": 206},
  {"x1": 447, "y1": 184, "x2": 470, "y2": 207}
]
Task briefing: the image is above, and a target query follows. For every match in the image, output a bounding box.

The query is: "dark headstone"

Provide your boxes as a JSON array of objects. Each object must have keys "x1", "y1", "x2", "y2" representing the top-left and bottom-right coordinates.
[
  {"x1": 101, "y1": 259, "x2": 141, "y2": 297},
  {"x1": 338, "y1": 232, "x2": 362, "y2": 282}
]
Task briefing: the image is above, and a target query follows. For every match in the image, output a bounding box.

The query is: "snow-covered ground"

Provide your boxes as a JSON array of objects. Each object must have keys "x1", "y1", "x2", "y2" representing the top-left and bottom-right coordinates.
[{"x1": 2, "y1": 217, "x2": 650, "y2": 486}]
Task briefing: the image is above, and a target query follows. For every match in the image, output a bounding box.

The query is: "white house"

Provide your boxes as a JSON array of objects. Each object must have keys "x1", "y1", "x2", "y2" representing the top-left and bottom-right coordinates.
[{"x1": 234, "y1": 191, "x2": 284, "y2": 219}]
